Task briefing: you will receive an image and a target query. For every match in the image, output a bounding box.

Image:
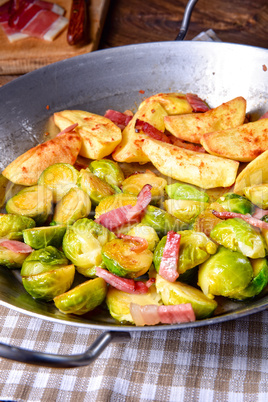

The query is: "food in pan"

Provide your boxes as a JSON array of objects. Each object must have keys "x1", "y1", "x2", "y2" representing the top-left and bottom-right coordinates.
[{"x1": 1, "y1": 91, "x2": 268, "y2": 326}]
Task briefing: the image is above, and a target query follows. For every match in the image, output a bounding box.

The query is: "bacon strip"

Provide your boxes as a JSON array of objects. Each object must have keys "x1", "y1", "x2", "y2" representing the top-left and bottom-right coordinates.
[
  {"x1": 212, "y1": 210, "x2": 268, "y2": 230},
  {"x1": 104, "y1": 110, "x2": 133, "y2": 130},
  {"x1": 129, "y1": 303, "x2": 195, "y2": 326},
  {"x1": 0, "y1": 239, "x2": 33, "y2": 254},
  {"x1": 135, "y1": 119, "x2": 171, "y2": 143},
  {"x1": 56, "y1": 123, "x2": 78, "y2": 136},
  {"x1": 116, "y1": 233, "x2": 149, "y2": 252},
  {"x1": 159, "y1": 231, "x2": 181, "y2": 282},
  {"x1": 186, "y1": 93, "x2": 210, "y2": 112},
  {"x1": 252, "y1": 207, "x2": 268, "y2": 220}
]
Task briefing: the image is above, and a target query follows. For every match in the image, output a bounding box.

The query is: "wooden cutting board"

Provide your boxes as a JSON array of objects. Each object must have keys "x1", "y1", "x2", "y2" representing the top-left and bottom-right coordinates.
[{"x1": 0, "y1": 0, "x2": 110, "y2": 75}]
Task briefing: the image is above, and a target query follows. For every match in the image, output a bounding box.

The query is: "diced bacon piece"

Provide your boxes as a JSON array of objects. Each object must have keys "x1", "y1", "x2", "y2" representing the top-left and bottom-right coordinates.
[
  {"x1": 0, "y1": 20, "x2": 28, "y2": 42},
  {"x1": 259, "y1": 111, "x2": 268, "y2": 120},
  {"x1": 159, "y1": 231, "x2": 181, "y2": 282},
  {"x1": 0, "y1": 239, "x2": 33, "y2": 253},
  {"x1": 116, "y1": 233, "x2": 148, "y2": 252},
  {"x1": 212, "y1": 210, "x2": 268, "y2": 230},
  {"x1": 129, "y1": 303, "x2": 196, "y2": 326},
  {"x1": 186, "y1": 93, "x2": 210, "y2": 112},
  {"x1": 95, "y1": 267, "x2": 150, "y2": 294},
  {"x1": 104, "y1": 110, "x2": 133, "y2": 130},
  {"x1": 135, "y1": 119, "x2": 171, "y2": 143},
  {"x1": 126, "y1": 184, "x2": 152, "y2": 221},
  {"x1": 170, "y1": 137, "x2": 206, "y2": 153}
]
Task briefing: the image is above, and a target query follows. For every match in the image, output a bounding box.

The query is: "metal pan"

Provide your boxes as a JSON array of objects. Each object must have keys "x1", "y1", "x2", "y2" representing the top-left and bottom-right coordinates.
[{"x1": 0, "y1": 1, "x2": 268, "y2": 368}]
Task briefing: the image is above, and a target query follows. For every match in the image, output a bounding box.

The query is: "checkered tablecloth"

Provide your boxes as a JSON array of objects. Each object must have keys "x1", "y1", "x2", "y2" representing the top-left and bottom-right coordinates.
[{"x1": 1, "y1": 303, "x2": 268, "y2": 401}]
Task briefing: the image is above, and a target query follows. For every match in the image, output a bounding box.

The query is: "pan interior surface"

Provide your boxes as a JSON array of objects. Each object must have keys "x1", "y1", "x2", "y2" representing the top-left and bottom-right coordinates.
[{"x1": 0, "y1": 41, "x2": 268, "y2": 331}]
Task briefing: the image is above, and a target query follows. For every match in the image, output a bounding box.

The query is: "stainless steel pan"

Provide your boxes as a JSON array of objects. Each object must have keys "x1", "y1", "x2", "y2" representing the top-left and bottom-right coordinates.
[{"x1": 0, "y1": 0, "x2": 268, "y2": 368}]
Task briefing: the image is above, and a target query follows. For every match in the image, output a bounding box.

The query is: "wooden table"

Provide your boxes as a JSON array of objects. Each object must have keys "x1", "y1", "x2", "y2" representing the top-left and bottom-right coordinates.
[{"x1": 0, "y1": 0, "x2": 267, "y2": 87}]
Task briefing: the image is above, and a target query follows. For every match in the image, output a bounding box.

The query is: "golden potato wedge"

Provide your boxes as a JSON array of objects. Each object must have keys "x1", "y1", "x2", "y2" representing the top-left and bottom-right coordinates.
[
  {"x1": 138, "y1": 93, "x2": 193, "y2": 115},
  {"x1": 54, "y1": 110, "x2": 122, "y2": 160},
  {"x1": 164, "y1": 97, "x2": 246, "y2": 144},
  {"x1": 2, "y1": 132, "x2": 82, "y2": 186},
  {"x1": 244, "y1": 184, "x2": 268, "y2": 209},
  {"x1": 142, "y1": 138, "x2": 239, "y2": 189},
  {"x1": 112, "y1": 100, "x2": 168, "y2": 163},
  {"x1": 234, "y1": 149, "x2": 268, "y2": 194},
  {"x1": 200, "y1": 118, "x2": 268, "y2": 162}
]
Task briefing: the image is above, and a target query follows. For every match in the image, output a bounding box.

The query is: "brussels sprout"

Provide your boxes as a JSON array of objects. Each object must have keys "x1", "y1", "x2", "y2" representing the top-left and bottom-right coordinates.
[
  {"x1": 141, "y1": 205, "x2": 188, "y2": 238},
  {"x1": 192, "y1": 208, "x2": 222, "y2": 237},
  {"x1": 217, "y1": 192, "x2": 255, "y2": 214},
  {"x1": 77, "y1": 169, "x2": 115, "y2": 205},
  {"x1": 0, "y1": 214, "x2": 35, "y2": 240},
  {"x1": 154, "y1": 230, "x2": 217, "y2": 275},
  {"x1": 164, "y1": 199, "x2": 208, "y2": 224},
  {"x1": 165, "y1": 183, "x2": 209, "y2": 202},
  {"x1": 53, "y1": 187, "x2": 91, "y2": 225},
  {"x1": 244, "y1": 184, "x2": 268, "y2": 209},
  {"x1": 23, "y1": 225, "x2": 66, "y2": 249},
  {"x1": 106, "y1": 285, "x2": 162, "y2": 324},
  {"x1": 0, "y1": 245, "x2": 30, "y2": 269},
  {"x1": 22, "y1": 264, "x2": 75, "y2": 301},
  {"x1": 89, "y1": 159, "x2": 125, "y2": 188},
  {"x1": 54, "y1": 277, "x2": 107, "y2": 315},
  {"x1": 38, "y1": 163, "x2": 79, "y2": 203},
  {"x1": 122, "y1": 171, "x2": 167, "y2": 204},
  {"x1": 198, "y1": 246, "x2": 253, "y2": 299},
  {"x1": 21, "y1": 246, "x2": 69, "y2": 276},
  {"x1": 210, "y1": 218, "x2": 266, "y2": 258},
  {"x1": 102, "y1": 237, "x2": 153, "y2": 278},
  {"x1": 94, "y1": 193, "x2": 137, "y2": 219},
  {"x1": 6, "y1": 185, "x2": 53, "y2": 225},
  {"x1": 62, "y1": 218, "x2": 115, "y2": 277},
  {"x1": 155, "y1": 274, "x2": 217, "y2": 319},
  {"x1": 127, "y1": 224, "x2": 160, "y2": 251}
]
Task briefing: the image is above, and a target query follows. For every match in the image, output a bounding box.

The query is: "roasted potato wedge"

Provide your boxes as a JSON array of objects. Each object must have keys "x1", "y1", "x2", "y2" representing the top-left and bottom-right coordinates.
[
  {"x1": 54, "y1": 110, "x2": 122, "y2": 160},
  {"x1": 2, "y1": 132, "x2": 82, "y2": 186},
  {"x1": 164, "y1": 97, "x2": 246, "y2": 144},
  {"x1": 138, "y1": 92, "x2": 193, "y2": 115},
  {"x1": 200, "y1": 118, "x2": 268, "y2": 162},
  {"x1": 142, "y1": 138, "x2": 239, "y2": 189}
]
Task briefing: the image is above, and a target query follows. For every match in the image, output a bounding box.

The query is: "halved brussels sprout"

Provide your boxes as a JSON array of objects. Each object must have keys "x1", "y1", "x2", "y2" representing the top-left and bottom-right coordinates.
[
  {"x1": 210, "y1": 218, "x2": 267, "y2": 258},
  {"x1": 106, "y1": 285, "x2": 162, "y2": 324},
  {"x1": 6, "y1": 185, "x2": 53, "y2": 225},
  {"x1": 21, "y1": 246, "x2": 69, "y2": 276},
  {"x1": 0, "y1": 214, "x2": 35, "y2": 240},
  {"x1": 216, "y1": 192, "x2": 255, "y2": 214},
  {"x1": 164, "y1": 199, "x2": 208, "y2": 224},
  {"x1": 126, "y1": 224, "x2": 160, "y2": 251},
  {"x1": 53, "y1": 187, "x2": 91, "y2": 225},
  {"x1": 154, "y1": 230, "x2": 217, "y2": 275},
  {"x1": 62, "y1": 218, "x2": 115, "y2": 277},
  {"x1": 94, "y1": 193, "x2": 137, "y2": 219},
  {"x1": 38, "y1": 163, "x2": 79, "y2": 203},
  {"x1": 102, "y1": 237, "x2": 153, "y2": 278},
  {"x1": 0, "y1": 245, "x2": 30, "y2": 269},
  {"x1": 54, "y1": 277, "x2": 107, "y2": 315},
  {"x1": 198, "y1": 246, "x2": 253, "y2": 299},
  {"x1": 22, "y1": 264, "x2": 75, "y2": 301},
  {"x1": 155, "y1": 274, "x2": 217, "y2": 319},
  {"x1": 77, "y1": 169, "x2": 115, "y2": 205},
  {"x1": 244, "y1": 184, "x2": 268, "y2": 209},
  {"x1": 122, "y1": 171, "x2": 167, "y2": 204},
  {"x1": 23, "y1": 225, "x2": 66, "y2": 249},
  {"x1": 89, "y1": 159, "x2": 125, "y2": 188},
  {"x1": 141, "y1": 205, "x2": 188, "y2": 238},
  {"x1": 165, "y1": 183, "x2": 209, "y2": 202}
]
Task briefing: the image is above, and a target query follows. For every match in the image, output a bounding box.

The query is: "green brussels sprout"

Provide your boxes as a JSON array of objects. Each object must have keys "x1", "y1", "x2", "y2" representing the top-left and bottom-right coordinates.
[
  {"x1": 127, "y1": 224, "x2": 160, "y2": 251},
  {"x1": 102, "y1": 237, "x2": 153, "y2": 278},
  {"x1": 210, "y1": 218, "x2": 267, "y2": 258},
  {"x1": 0, "y1": 244, "x2": 30, "y2": 269},
  {"x1": 89, "y1": 159, "x2": 125, "y2": 188},
  {"x1": 217, "y1": 192, "x2": 255, "y2": 214},
  {"x1": 53, "y1": 187, "x2": 91, "y2": 225},
  {"x1": 6, "y1": 185, "x2": 53, "y2": 225},
  {"x1": 62, "y1": 218, "x2": 115, "y2": 277},
  {"x1": 165, "y1": 183, "x2": 209, "y2": 202},
  {"x1": 155, "y1": 274, "x2": 217, "y2": 319},
  {"x1": 153, "y1": 230, "x2": 217, "y2": 275},
  {"x1": 106, "y1": 285, "x2": 162, "y2": 324},
  {"x1": 77, "y1": 169, "x2": 115, "y2": 205},
  {"x1": 21, "y1": 246, "x2": 69, "y2": 276},
  {"x1": 23, "y1": 225, "x2": 66, "y2": 249},
  {"x1": 122, "y1": 171, "x2": 167, "y2": 204},
  {"x1": 198, "y1": 246, "x2": 253, "y2": 299},
  {"x1": 94, "y1": 193, "x2": 137, "y2": 219},
  {"x1": 141, "y1": 205, "x2": 188, "y2": 238},
  {"x1": 54, "y1": 277, "x2": 107, "y2": 315},
  {"x1": 0, "y1": 214, "x2": 35, "y2": 240},
  {"x1": 38, "y1": 163, "x2": 79, "y2": 203},
  {"x1": 164, "y1": 199, "x2": 208, "y2": 224},
  {"x1": 244, "y1": 184, "x2": 268, "y2": 209}
]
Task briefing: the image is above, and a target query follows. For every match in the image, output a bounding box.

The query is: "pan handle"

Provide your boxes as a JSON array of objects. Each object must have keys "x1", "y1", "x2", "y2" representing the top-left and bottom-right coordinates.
[
  {"x1": 175, "y1": 0, "x2": 199, "y2": 41},
  {"x1": 0, "y1": 330, "x2": 131, "y2": 368}
]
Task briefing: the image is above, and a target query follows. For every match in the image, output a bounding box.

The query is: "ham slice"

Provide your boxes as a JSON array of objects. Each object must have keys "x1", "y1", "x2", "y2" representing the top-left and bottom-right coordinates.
[
  {"x1": 212, "y1": 210, "x2": 268, "y2": 230},
  {"x1": 186, "y1": 93, "x2": 210, "y2": 112},
  {"x1": 159, "y1": 231, "x2": 181, "y2": 282},
  {"x1": 0, "y1": 239, "x2": 33, "y2": 253},
  {"x1": 104, "y1": 110, "x2": 133, "y2": 130},
  {"x1": 129, "y1": 303, "x2": 196, "y2": 326},
  {"x1": 135, "y1": 119, "x2": 171, "y2": 143}
]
